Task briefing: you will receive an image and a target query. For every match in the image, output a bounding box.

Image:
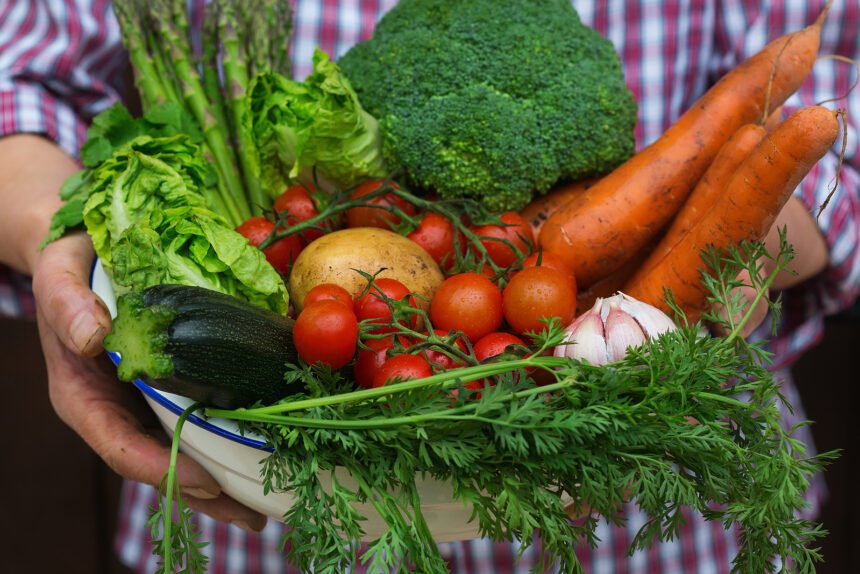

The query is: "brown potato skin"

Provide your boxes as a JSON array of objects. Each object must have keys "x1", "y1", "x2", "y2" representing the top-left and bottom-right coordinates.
[{"x1": 289, "y1": 227, "x2": 445, "y2": 312}]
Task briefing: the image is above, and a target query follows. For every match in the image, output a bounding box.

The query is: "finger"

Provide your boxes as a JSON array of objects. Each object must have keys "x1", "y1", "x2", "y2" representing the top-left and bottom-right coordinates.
[
  {"x1": 184, "y1": 494, "x2": 268, "y2": 532},
  {"x1": 708, "y1": 270, "x2": 769, "y2": 338},
  {"x1": 40, "y1": 320, "x2": 216, "y2": 491},
  {"x1": 32, "y1": 232, "x2": 111, "y2": 357}
]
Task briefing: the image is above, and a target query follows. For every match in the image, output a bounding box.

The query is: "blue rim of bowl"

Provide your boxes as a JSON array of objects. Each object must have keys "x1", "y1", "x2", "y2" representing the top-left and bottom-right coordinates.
[{"x1": 90, "y1": 259, "x2": 270, "y2": 451}]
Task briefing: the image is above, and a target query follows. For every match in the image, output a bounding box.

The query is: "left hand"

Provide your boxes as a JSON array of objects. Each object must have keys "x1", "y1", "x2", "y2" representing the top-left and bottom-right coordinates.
[{"x1": 710, "y1": 195, "x2": 829, "y2": 337}]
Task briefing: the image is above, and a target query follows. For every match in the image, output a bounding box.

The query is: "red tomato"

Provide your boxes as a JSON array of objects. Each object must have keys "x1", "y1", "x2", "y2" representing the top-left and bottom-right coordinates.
[
  {"x1": 293, "y1": 300, "x2": 358, "y2": 370},
  {"x1": 345, "y1": 180, "x2": 416, "y2": 229},
  {"x1": 502, "y1": 266, "x2": 577, "y2": 336},
  {"x1": 273, "y1": 184, "x2": 335, "y2": 243},
  {"x1": 407, "y1": 212, "x2": 464, "y2": 269},
  {"x1": 235, "y1": 216, "x2": 302, "y2": 276},
  {"x1": 354, "y1": 278, "x2": 415, "y2": 329},
  {"x1": 469, "y1": 212, "x2": 534, "y2": 268},
  {"x1": 420, "y1": 329, "x2": 468, "y2": 371},
  {"x1": 304, "y1": 283, "x2": 353, "y2": 310},
  {"x1": 473, "y1": 332, "x2": 528, "y2": 362},
  {"x1": 429, "y1": 273, "x2": 503, "y2": 342},
  {"x1": 353, "y1": 336, "x2": 397, "y2": 389},
  {"x1": 472, "y1": 331, "x2": 532, "y2": 388},
  {"x1": 521, "y1": 251, "x2": 576, "y2": 287},
  {"x1": 372, "y1": 353, "x2": 432, "y2": 388}
]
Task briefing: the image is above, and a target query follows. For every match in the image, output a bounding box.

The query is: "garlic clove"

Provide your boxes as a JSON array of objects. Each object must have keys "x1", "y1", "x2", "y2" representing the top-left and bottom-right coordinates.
[
  {"x1": 604, "y1": 302, "x2": 647, "y2": 362},
  {"x1": 555, "y1": 309, "x2": 609, "y2": 365},
  {"x1": 614, "y1": 292, "x2": 677, "y2": 338}
]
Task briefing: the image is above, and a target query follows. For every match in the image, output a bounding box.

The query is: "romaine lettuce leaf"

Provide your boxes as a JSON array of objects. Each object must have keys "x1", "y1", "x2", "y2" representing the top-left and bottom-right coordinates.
[{"x1": 44, "y1": 105, "x2": 289, "y2": 313}]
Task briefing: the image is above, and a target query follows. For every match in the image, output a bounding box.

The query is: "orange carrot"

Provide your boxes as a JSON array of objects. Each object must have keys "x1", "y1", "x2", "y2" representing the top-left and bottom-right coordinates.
[
  {"x1": 623, "y1": 106, "x2": 840, "y2": 321},
  {"x1": 520, "y1": 179, "x2": 598, "y2": 237},
  {"x1": 575, "y1": 245, "x2": 651, "y2": 313},
  {"x1": 634, "y1": 123, "x2": 766, "y2": 278},
  {"x1": 538, "y1": 4, "x2": 830, "y2": 288}
]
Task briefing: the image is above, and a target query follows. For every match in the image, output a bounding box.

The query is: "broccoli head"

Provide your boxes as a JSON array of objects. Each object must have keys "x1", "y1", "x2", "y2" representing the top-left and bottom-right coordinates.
[{"x1": 338, "y1": 0, "x2": 638, "y2": 212}]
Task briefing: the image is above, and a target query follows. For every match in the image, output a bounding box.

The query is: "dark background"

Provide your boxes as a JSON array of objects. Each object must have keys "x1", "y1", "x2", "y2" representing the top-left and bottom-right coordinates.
[{"x1": 1, "y1": 309, "x2": 857, "y2": 573}]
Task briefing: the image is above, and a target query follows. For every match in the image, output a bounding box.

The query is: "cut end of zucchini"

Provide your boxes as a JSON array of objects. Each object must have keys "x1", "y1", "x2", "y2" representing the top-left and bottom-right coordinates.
[{"x1": 104, "y1": 291, "x2": 177, "y2": 382}]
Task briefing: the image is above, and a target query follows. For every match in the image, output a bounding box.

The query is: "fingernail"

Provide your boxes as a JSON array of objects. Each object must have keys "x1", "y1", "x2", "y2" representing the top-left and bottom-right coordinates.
[
  {"x1": 231, "y1": 520, "x2": 260, "y2": 533},
  {"x1": 70, "y1": 311, "x2": 107, "y2": 354},
  {"x1": 181, "y1": 486, "x2": 219, "y2": 500}
]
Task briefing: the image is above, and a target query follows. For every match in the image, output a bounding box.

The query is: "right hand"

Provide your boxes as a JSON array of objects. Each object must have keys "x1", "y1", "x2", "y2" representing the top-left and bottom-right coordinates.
[{"x1": 1, "y1": 134, "x2": 267, "y2": 531}]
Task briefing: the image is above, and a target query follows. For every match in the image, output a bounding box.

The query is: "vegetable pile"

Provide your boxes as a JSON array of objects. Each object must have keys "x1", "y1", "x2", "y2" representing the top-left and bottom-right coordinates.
[{"x1": 43, "y1": 0, "x2": 845, "y2": 573}]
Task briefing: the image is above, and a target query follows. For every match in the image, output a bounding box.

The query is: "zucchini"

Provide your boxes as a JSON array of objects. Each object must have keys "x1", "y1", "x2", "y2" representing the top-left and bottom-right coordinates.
[{"x1": 104, "y1": 284, "x2": 300, "y2": 409}]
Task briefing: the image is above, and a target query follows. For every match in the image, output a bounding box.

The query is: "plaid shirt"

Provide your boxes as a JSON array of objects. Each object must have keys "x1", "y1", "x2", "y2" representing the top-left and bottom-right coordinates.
[{"x1": 2, "y1": 0, "x2": 859, "y2": 572}]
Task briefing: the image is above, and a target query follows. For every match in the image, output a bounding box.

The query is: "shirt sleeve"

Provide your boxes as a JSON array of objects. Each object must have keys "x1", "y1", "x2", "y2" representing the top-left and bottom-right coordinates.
[
  {"x1": 712, "y1": 0, "x2": 860, "y2": 317},
  {"x1": 0, "y1": 0, "x2": 128, "y2": 158}
]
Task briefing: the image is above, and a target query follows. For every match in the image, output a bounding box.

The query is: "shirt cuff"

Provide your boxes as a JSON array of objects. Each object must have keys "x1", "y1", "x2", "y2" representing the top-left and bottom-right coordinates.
[{"x1": 0, "y1": 85, "x2": 89, "y2": 159}]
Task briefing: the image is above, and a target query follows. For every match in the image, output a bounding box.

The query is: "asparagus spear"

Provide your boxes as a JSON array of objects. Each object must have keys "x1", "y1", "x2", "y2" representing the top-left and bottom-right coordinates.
[
  {"x1": 200, "y1": 1, "x2": 232, "y2": 149},
  {"x1": 112, "y1": 0, "x2": 170, "y2": 108},
  {"x1": 218, "y1": 0, "x2": 267, "y2": 211}
]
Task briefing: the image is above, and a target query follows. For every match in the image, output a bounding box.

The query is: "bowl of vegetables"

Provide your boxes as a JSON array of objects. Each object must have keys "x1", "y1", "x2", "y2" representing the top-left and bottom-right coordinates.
[
  {"x1": 91, "y1": 257, "x2": 486, "y2": 543},
  {"x1": 60, "y1": 0, "x2": 837, "y2": 569}
]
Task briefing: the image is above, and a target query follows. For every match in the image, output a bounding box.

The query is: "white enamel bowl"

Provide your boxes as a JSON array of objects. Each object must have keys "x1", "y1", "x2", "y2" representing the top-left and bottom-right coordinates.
[{"x1": 91, "y1": 259, "x2": 480, "y2": 542}]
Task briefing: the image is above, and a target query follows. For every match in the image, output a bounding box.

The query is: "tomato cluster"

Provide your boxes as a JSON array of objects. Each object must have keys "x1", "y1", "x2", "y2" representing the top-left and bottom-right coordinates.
[{"x1": 236, "y1": 178, "x2": 580, "y2": 392}]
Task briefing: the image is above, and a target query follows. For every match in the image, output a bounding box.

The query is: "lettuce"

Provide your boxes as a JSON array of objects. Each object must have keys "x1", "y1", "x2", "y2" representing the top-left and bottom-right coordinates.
[
  {"x1": 248, "y1": 49, "x2": 387, "y2": 197},
  {"x1": 45, "y1": 105, "x2": 289, "y2": 314}
]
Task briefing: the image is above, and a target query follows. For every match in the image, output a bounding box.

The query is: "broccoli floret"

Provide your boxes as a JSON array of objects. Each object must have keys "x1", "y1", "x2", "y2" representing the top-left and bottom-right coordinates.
[{"x1": 338, "y1": 0, "x2": 637, "y2": 212}]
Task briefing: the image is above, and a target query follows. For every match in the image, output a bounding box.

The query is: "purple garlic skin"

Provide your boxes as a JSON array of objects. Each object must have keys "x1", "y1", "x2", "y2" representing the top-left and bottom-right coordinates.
[{"x1": 554, "y1": 292, "x2": 677, "y2": 365}]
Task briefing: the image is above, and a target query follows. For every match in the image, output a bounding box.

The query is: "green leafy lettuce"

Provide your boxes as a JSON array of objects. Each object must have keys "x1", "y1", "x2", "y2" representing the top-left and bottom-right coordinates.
[
  {"x1": 44, "y1": 103, "x2": 289, "y2": 314},
  {"x1": 248, "y1": 49, "x2": 386, "y2": 197}
]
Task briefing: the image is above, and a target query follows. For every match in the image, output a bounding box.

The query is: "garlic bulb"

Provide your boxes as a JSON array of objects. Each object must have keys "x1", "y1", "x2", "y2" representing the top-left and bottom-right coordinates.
[{"x1": 554, "y1": 292, "x2": 676, "y2": 365}]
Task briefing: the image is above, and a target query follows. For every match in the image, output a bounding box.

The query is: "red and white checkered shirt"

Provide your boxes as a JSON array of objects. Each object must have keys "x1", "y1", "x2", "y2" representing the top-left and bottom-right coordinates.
[{"x1": 2, "y1": 1, "x2": 859, "y2": 572}]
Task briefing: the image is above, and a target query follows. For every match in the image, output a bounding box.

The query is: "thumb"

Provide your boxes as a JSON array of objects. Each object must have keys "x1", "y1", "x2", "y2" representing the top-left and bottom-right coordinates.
[{"x1": 32, "y1": 233, "x2": 112, "y2": 357}]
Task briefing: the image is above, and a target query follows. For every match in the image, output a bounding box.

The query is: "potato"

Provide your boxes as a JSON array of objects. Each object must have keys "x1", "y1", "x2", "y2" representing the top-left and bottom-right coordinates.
[{"x1": 289, "y1": 227, "x2": 445, "y2": 312}]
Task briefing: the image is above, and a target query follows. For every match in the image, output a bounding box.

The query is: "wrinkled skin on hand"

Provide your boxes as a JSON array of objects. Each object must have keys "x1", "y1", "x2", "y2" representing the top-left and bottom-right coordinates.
[
  {"x1": 0, "y1": 135, "x2": 266, "y2": 531},
  {"x1": 33, "y1": 234, "x2": 268, "y2": 530},
  {"x1": 33, "y1": 234, "x2": 267, "y2": 530}
]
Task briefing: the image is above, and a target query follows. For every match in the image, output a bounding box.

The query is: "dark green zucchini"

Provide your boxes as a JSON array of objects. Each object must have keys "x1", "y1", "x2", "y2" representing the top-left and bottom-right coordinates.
[{"x1": 104, "y1": 284, "x2": 300, "y2": 409}]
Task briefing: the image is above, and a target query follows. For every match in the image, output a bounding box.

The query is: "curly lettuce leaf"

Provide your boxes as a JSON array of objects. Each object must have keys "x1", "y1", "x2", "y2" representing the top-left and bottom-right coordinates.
[
  {"x1": 111, "y1": 212, "x2": 288, "y2": 314},
  {"x1": 249, "y1": 49, "x2": 386, "y2": 197},
  {"x1": 45, "y1": 112, "x2": 288, "y2": 313}
]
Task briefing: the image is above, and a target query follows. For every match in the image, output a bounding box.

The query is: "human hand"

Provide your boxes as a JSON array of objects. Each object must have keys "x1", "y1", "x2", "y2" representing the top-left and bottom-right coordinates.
[
  {"x1": 1, "y1": 135, "x2": 266, "y2": 531},
  {"x1": 32, "y1": 234, "x2": 266, "y2": 530},
  {"x1": 709, "y1": 195, "x2": 828, "y2": 338}
]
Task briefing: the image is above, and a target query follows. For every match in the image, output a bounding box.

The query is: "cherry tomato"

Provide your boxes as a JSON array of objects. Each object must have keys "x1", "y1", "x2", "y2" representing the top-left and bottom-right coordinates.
[
  {"x1": 353, "y1": 336, "x2": 397, "y2": 389},
  {"x1": 345, "y1": 180, "x2": 416, "y2": 229},
  {"x1": 469, "y1": 211, "x2": 534, "y2": 268},
  {"x1": 354, "y1": 278, "x2": 415, "y2": 329},
  {"x1": 521, "y1": 251, "x2": 576, "y2": 287},
  {"x1": 407, "y1": 212, "x2": 464, "y2": 269},
  {"x1": 473, "y1": 332, "x2": 528, "y2": 362},
  {"x1": 236, "y1": 216, "x2": 302, "y2": 275},
  {"x1": 476, "y1": 261, "x2": 509, "y2": 284},
  {"x1": 293, "y1": 300, "x2": 358, "y2": 370},
  {"x1": 273, "y1": 184, "x2": 336, "y2": 244},
  {"x1": 304, "y1": 283, "x2": 353, "y2": 310},
  {"x1": 429, "y1": 273, "x2": 503, "y2": 342},
  {"x1": 420, "y1": 329, "x2": 468, "y2": 371},
  {"x1": 372, "y1": 353, "x2": 432, "y2": 388},
  {"x1": 502, "y1": 266, "x2": 576, "y2": 335}
]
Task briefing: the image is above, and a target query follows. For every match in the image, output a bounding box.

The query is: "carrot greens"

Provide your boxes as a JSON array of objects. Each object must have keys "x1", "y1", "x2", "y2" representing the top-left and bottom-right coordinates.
[{"x1": 151, "y1": 237, "x2": 834, "y2": 574}]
